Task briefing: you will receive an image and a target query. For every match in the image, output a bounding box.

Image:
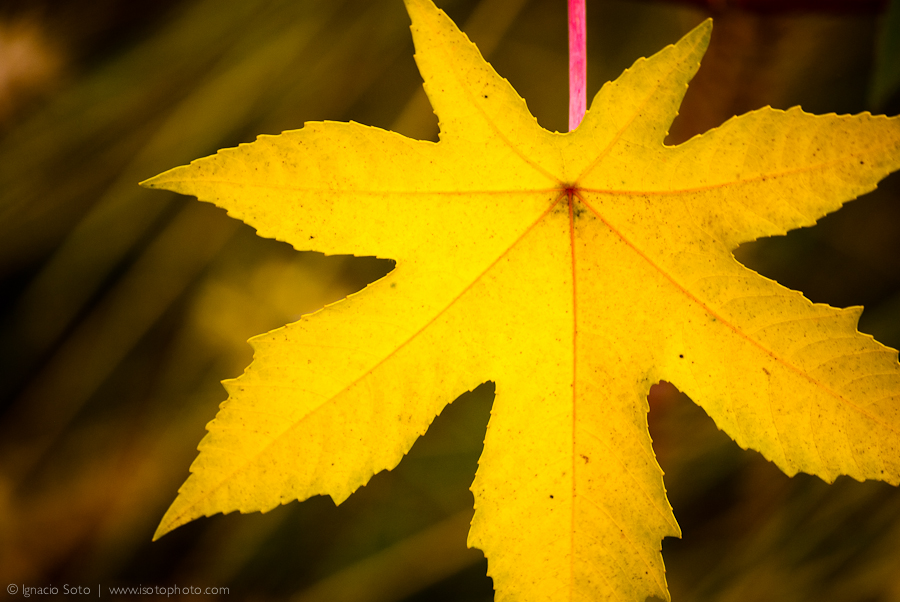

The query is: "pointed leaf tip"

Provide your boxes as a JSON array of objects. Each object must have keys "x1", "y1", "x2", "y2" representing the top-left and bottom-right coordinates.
[
  {"x1": 403, "y1": 0, "x2": 440, "y2": 24},
  {"x1": 684, "y1": 18, "x2": 712, "y2": 63}
]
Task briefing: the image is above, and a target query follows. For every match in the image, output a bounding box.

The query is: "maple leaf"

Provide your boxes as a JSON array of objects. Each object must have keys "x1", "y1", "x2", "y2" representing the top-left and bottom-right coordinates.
[{"x1": 142, "y1": 0, "x2": 900, "y2": 600}]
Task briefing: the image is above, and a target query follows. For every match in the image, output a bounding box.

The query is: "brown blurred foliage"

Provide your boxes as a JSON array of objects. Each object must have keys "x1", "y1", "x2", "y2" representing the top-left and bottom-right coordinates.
[{"x1": 0, "y1": 0, "x2": 898, "y2": 601}]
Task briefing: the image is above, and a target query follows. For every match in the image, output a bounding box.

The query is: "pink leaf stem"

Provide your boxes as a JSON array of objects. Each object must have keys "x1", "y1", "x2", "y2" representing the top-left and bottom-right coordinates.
[{"x1": 568, "y1": 0, "x2": 586, "y2": 131}]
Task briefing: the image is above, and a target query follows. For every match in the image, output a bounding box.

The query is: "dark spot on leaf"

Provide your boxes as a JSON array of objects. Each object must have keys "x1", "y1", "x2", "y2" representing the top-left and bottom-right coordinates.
[
  {"x1": 580, "y1": 454, "x2": 590, "y2": 463},
  {"x1": 679, "y1": 354, "x2": 684, "y2": 359}
]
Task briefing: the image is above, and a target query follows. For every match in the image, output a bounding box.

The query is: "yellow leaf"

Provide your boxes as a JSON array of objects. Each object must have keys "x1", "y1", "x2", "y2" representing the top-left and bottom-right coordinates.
[{"x1": 141, "y1": 1, "x2": 900, "y2": 600}]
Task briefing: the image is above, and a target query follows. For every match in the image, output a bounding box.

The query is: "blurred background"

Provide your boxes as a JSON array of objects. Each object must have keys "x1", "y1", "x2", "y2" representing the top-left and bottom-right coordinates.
[{"x1": 1, "y1": 0, "x2": 899, "y2": 600}]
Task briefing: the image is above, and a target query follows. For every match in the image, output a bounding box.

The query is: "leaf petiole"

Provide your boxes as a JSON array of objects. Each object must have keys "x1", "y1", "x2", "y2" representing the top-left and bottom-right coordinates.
[{"x1": 568, "y1": 0, "x2": 586, "y2": 130}]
